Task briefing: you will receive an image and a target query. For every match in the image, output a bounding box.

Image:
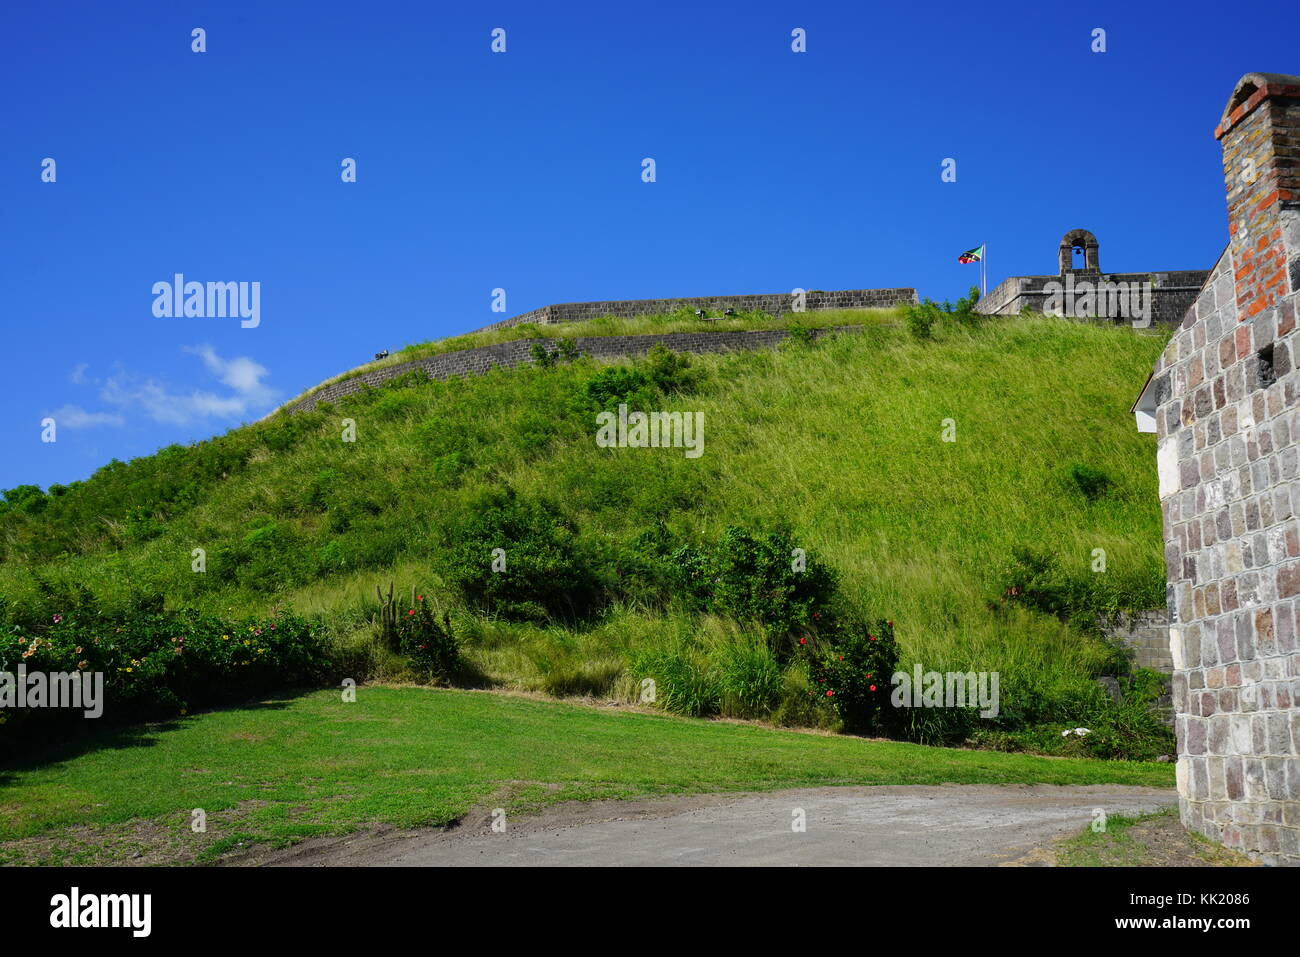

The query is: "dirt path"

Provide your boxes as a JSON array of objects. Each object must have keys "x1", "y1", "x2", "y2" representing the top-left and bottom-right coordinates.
[{"x1": 237, "y1": 783, "x2": 1177, "y2": 867}]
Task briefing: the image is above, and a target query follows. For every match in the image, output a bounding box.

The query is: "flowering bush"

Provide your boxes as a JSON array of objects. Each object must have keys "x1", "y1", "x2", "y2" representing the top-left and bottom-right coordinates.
[
  {"x1": 394, "y1": 596, "x2": 462, "y2": 683},
  {"x1": 803, "y1": 619, "x2": 899, "y2": 734},
  {"x1": 670, "y1": 526, "x2": 839, "y2": 657},
  {"x1": 1, "y1": 607, "x2": 329, "y2": 741}
]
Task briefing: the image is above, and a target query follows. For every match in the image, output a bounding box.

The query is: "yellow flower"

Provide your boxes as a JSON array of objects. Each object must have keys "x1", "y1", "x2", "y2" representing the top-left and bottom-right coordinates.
[{"x1": 222, "y1": 635, "x2": 229, "y2": 640}]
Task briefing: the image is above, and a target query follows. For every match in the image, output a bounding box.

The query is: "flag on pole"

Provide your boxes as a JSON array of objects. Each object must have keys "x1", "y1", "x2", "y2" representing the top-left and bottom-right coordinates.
[{"x1": 958, "y1": 244, "x2": 985, "y2": 264}]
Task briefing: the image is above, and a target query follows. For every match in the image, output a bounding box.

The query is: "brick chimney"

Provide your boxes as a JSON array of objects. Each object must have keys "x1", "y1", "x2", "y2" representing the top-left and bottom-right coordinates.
[{"x1": 1214, "y1": 72, "x2": 1300, "y2": 319}]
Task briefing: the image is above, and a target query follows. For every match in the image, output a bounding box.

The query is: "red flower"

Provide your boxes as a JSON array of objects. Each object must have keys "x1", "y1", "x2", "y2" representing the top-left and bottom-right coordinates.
[
  {"x1": 417, "y1": 595, "x2": 424, "y2": 601},
  {"x1": 826, "y1": 690, "x2": 834, "y2": 697},
  {"x1": 869, "y1": 684, "x2": 877, "y2": 692},
  {"x1": 407, "y1": 609, "x2": 415, "y2": 616},
  {"x1": 799, "y1": 637, "x2": 807, "y2": 645}
]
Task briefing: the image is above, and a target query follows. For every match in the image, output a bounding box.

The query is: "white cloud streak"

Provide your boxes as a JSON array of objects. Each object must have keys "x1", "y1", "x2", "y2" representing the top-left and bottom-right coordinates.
[{"x1": 51, "y1": 346, "x2": 278, "y2": 429}]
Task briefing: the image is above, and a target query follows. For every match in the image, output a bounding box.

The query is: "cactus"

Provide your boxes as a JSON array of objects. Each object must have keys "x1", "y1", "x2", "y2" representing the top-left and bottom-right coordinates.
[{"x1": 376, "y1": 581, "x2": 397, "y2": 646}]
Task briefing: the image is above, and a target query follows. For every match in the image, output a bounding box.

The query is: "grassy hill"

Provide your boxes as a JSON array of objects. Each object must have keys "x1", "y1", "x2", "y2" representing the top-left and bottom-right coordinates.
[{"x1": 0, "y1": 311, "x2": 1172, "y2": 755}]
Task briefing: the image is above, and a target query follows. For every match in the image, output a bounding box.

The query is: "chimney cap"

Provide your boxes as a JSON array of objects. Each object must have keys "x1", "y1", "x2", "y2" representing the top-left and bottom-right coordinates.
[{"x1": 1216, "y1": 72, "x2": 1300, "y2": 139}]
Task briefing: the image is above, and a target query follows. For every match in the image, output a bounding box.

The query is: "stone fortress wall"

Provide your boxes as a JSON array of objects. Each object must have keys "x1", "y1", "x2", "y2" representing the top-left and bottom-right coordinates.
[
  {"x1": 470, "y1": 287, "x2": 918, "y2": 334},
  {"x1": 280, "y1": 287, "x2": 917, "y2": 414},
  {"x1": 284, "y1": 325, "x2": 864, "y2": 415},
  {"x1": 1146, "y1": 72, "x2": 1300, "y2": 865},
  {"x1": 978, "y1": 228, "x2": 1209, "y2": 326}
]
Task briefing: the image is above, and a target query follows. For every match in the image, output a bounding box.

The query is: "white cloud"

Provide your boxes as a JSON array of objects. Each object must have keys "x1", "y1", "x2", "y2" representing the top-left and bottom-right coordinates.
[
  {"x1": 69, "y1": 363, "x2": 91, "y2": 385},
  {"x1": 90, "y1": 346, "x2": 279, "y2": 428},
  {"x1": 182, "y1": 344, "x2": 275, "y2": 407},
  {"x1": 46, "y1": 404, "x2": 125, "y2": 429}
]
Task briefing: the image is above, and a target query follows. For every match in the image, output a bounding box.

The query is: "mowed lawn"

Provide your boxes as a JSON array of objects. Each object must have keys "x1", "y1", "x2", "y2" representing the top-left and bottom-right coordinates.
[{"x1": 0, "y1": 686, "x2": 1174, "y2": 864}]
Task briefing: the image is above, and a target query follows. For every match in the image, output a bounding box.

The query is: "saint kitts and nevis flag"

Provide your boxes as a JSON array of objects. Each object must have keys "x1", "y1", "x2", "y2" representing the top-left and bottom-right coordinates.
[{"x1": 958, "y1": 244, "x2": 985, "y2": 264}]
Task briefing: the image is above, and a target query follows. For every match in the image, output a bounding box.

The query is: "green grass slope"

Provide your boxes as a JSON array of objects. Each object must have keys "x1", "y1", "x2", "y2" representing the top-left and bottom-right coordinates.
[
  {"x1": 271, "y1": 304, "x2": 906, "y2": 415},
  {"x1": 0, "y1": 313, "x2": 1170, "y2": 750}
]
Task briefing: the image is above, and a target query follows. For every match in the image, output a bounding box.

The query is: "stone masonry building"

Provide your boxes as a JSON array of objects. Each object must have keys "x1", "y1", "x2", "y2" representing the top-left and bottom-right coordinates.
[
  {"x1": 978, "y1": 228, "x2": 1208, "y2": 326},
  {"x1": 1140, "y1": 72, "x2": 1300, "y2": 865}
]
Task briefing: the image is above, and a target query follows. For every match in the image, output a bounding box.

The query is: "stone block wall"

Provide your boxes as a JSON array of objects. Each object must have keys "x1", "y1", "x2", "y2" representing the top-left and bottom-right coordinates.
[
  {"x1": 1147, "y1": 73, "x2": 1300, "y2": 866},
  {"x1": 1099, "y1": 609, "x2": 1174, "y2": 673},
  {"x1": 284, "y1": 325, "x2": 861, "y2": 415},
  {"x1": 979, "y1": 271, "x2": 1208, "y2": 326},
  {"x1": 469, "y1": 288, "x2": 917, "y2": 334}
]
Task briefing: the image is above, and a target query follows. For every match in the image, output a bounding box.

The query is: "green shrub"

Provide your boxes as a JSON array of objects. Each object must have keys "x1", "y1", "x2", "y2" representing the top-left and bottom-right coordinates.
[
  {"x1": 642, "y1": 344, "x2": 703, "y2": 395},
  {"x1": 1000, "y1": 546, "x2": 1164, "y2": 628},
  {"x1": 967, "y1": 669, "x2": 1173, "y2": 761},
  {"x1": 577, "y1": 346, "x2": 702, "y2": 412},
  {"x1": 672, "y1": 526, "x2": 838, "y2": 655},
  {"x1": 1054, "y1": 669, "x2": 1173, "y2": 761},
  {"x1": 394, "y1": 597, "x2": 462, "y2": 683},
  {"x1": 442, "y1": 487, "x2": 598, "y2": 622},
  {"x1": 904, "y1": 286, "x2": 981, "y2": 340},
  {"x1": 580, "y1": 366, "x2": 653, "y2": 411},
  {"x1": 529, "y1": 341, "x2": 556, "y2": 368},
  {"x1": 0, "y1": 485, "x2": 49, "y2": 516},
  {"x1": 1, "y1": 606, "x2": 329, "y2": 744},
  {"x1": 804, "y1": 619, "x2": 900, "y2": 734},
  {"x1": 904, "y1": 301, "x2": 940, "y2": 340},
  {"x1": 951, "y1": 285, "x2": 983, "y2": 324}
]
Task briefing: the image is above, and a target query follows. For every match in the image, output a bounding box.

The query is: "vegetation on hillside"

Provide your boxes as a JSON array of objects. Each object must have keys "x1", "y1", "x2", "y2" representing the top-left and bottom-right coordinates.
[
  {"x1": 1, "y1": 311, "x2": 1173, "y2": 758},
  {"x1": 271, "y1": 304, "x2": 906, "y2": 415}
]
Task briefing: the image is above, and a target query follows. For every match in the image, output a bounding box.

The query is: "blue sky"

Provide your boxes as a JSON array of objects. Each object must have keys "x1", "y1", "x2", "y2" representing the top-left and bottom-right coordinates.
[{"x1": 0, "y1": 0, "x2": 1287, "y2": 491}]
